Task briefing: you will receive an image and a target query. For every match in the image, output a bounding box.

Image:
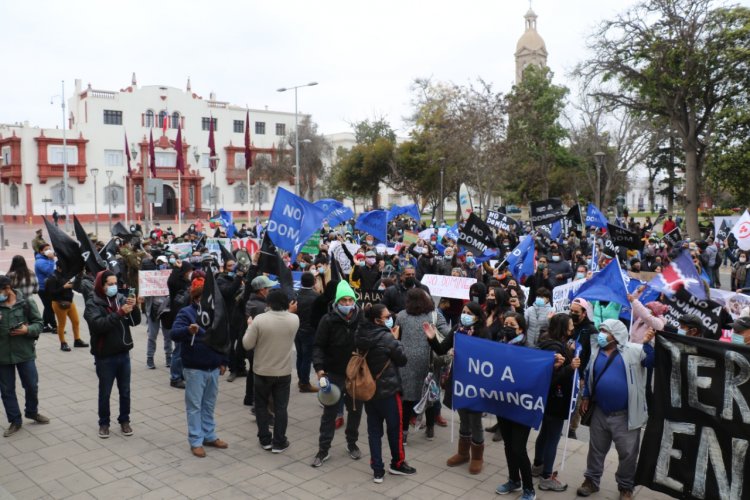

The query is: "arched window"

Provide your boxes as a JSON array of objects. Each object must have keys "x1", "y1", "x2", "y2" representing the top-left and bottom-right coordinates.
[
  {"x1": 134, "y1": 185, "x2": 142, "y2": 211},
  {"x1": 145, "y1": 110, "x2": 155, "y2": 127},
  {"x1": 104, "y1": 183, "x2": 125, "y2": 207},
  {"x1": 171, "y1": 111, "x2": 180, "y2": 129},
  {"x1": 9, "y1": 183, "x2": 19, "y2": 207},
  {"x1": 251, "y1": 184, "x2": 269, "y2": 204},
  {"x1": 158, "y1": 110, "x2": 168, "y2": 130},
  {"x1": 202, "y1": 184, "x2": 219, "y2": 207},
  {"x1": 51, "y1": 182, "x2": 74, "y2": 205},
  {"x1": 234, "y1": 183, "x2": 248, "y2": 204}
]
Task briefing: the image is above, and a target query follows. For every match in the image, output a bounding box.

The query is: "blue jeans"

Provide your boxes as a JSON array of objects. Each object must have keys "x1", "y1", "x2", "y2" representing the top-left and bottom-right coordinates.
[
  {"x1": 146, "y1": 299, "x2": 172, "y2": 360},
  {"x1": 294, "y1": 331, "x2": 315, "y2": 385},
  {"x1": 169, "y1": 334, "x2": 183, "y2": 382},
  {"x1": 365, "y1": 393, "x2": 405, "y2": 474},
  {"x1": 183, "y1": 367, "x2": 220, "y2": 448},
  {"x1": 94, "y1": 352, "x2": 131, "y2": 427},
  {"x1": 254, "y1": 374, "x2": 291, "y2": 447},
  {"x1": 533, "y1": 414, "x2": 566, "y2": 478},
  {"x1": 0, "y1": 360, "x2": 39, "y2": 425}
]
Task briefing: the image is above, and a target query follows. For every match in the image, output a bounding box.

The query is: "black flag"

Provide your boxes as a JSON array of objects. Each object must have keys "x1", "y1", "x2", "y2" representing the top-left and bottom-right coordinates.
[
  {"x1": 566, "y1": 204, "x2": 582, "y2": 225},
  {"x1": 99, "y1": 238, "x2": 122, "y2": 277},
  {"x1": 606, "y1": 223, "x2": 643, "y2": 251},
  {"x1": 73, "y1": 216, "x2": 107, "y2": 274},
  {"x1": 458, "y1": 213, "x2": 497, "y2": 255},
  {"x1": 43, "y1": 217, "x2": 84, "y2": 281},
  {"x1": 111, "y1": 221, "x2": 131, "y2": 238},
  {"x1": 716, "y1": 219, "x2": 730, "y2": 241},
  {"x1": 662, "y1": 226, "x2": 682, "y2": 247},
  {"x1": 486, "y1": 210, "x2": 519, "y2": 233},
  {"x1": 257, "y1": 233, "x2": 279, "y2": 275},
  {"x1": 197, "y1": 269, "x2": 230, "y2": 354},
  {"x1": 529, "y1": 198, "x2": 564, "y2": 227},
  {"x1": 219, "y1": 243, "x2": 234, "y2": 266}
]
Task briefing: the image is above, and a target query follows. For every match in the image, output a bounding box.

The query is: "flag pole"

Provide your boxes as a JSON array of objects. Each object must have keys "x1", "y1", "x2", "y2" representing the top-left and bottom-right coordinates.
[
  {"x1": 177, "y1": 171, "x2": 182, "y2": 236},
  {"x1": 247, "y1": 168, "x2": 252, "y2": 227},
  {"x1": 559, "y1": 346, "x2": 582, "y2": 472}
]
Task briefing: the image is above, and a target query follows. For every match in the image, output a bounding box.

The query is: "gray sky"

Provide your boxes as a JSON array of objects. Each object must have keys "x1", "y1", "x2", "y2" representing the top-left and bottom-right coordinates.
[{"x1": 3, "y1": 0, "x2": 741, "y2": 137}]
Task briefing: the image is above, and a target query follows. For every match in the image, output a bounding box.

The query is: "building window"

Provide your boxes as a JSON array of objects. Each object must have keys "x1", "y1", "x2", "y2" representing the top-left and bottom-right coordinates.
[
  {"x1": 189, "y1": 185, "x2": 195, "y2": 211},
  {"x1": 104, "y1": 149, "x2": 123, "y2": 167},
  {"x1": 155, "y1": 152, "x2": 176, "y2": 167},
  {"x1": 145, "y1": 110, "x2": 155, "y2": 127},
  {"x1": 234, "y1": 120, "x2": 244, "y2": 134},
  {"x1": 199, "y1": 154, "x2": 210, "y2": 168},
  {"x1": 159, "y1": 111, "x2": 168, "y2": 129},
  {"x1": 103, "y1": 110, "x2": 122, "y2": 125},
  {"x1": 234, "y1": 154, "x2": 246, "y2": 169},
  {"x1": 47, "y1": 145, "x2": 78, "y2": 165},
  {"x1": 251, "y1": 184, "x2": 269, "y2": 204},
  {"x1": 202, "y1": 184, "x2": 219, "y2": 206},
  {"x1": 104, "y1": 183, "x2": 124, "y2": 206},
  {"x1": 51, "y1": 182, "x2": 74, "y2": 205},
  {"x1": 201, "y1": 117, "x2": 218, "y2": 131},
  {"x1": 235, "y1": 183, "x2": 248, "y2": 204},
  {"x1": 275, "y1": 123, "x2": 286, "y2": 136},
  {"x1": 134, "y1": 185, "x2": 142, "y2": 211},
  {"x1": 9, "y1": 184, "x2": 19, "y2": 207},
  {"x1": 255, "y1": 121, "x2": 266, "y2": 135},
  {"x1": 171, "y1": 112, "x2": 181, "y2": 129},
  {"x1": 2, "y1": 146, "x2": 11, "y2": 165}
]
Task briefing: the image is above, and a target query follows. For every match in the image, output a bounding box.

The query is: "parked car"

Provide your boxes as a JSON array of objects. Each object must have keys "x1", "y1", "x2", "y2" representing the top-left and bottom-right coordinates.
[{"x1": 506, "y1": 204, "x2": 521, "y2": 214}]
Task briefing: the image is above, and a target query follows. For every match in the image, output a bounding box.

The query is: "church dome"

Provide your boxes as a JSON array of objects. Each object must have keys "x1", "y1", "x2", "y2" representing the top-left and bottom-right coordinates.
[{"x1": 515, "y1": 8, "x2": 546, "y2": 53}]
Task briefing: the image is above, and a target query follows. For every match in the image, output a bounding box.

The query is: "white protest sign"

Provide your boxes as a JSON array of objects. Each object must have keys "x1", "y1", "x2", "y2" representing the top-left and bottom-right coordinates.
[
  {"x1": 420, "y1": 274, "x2": 477, "y2": 300},
  {"x1": 709, "y1": 288, "x2": 750, "y2": 318},
  {"x1": 552, "y1": 278, "x2": 587, "y2": 312},
  {"x1": 138, "y1": 270, "x2": 171, "y2": 297}
]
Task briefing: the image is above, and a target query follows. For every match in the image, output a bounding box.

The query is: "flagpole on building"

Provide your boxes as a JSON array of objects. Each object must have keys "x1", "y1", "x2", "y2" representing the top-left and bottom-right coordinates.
[
  {"x1": 247, "y1": 168, "x2": 252, "y2": 227},
  {"x1": 178, "y1": 172, "x2": 182, "y2": 235}
]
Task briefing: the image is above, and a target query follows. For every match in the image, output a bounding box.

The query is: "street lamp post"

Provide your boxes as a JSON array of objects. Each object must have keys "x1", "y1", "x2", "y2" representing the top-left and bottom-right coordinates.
[
  {"x1": 91, "y1": 168, "x2": 99, "y2": 237},
  {"x1": 210, "y1": 155, "x2": 220, "y2": 217},
  {"x1": 0, "y1": 155, "x2": 5, "y2": 251},
  {"x1": 106, "y1": 170, "x2": 113, "y2": 231},
  {"x1": 129, "y1": 143, "x2": 138, "y2": 227},
  {"x1": 594, "y1": 151, "x2": 605, "y2": 208},
  {"x1": 438, "y1": 157, "x2": 446, "y2": 223},
  {"x1": 277, "y1": 82, "x2": 318, "y2": 197}
]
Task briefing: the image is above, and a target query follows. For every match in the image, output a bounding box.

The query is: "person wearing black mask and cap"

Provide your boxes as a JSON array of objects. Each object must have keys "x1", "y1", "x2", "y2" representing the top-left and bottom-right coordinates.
[
  {"x1": 164, "y1": 260, "x2": 194, "y2": 389},
  {"x1": 294, "y1": 272, "x2": 320, "y2": 393}
]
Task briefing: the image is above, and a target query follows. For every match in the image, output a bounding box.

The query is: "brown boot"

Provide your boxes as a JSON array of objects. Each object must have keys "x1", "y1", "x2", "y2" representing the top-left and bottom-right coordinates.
[
  {"x1": 468, "y1": 442, "x2": 484, "y2": 474},
  {"x1": 446, "y1": 435, "x2": 471, "y2": 467}
]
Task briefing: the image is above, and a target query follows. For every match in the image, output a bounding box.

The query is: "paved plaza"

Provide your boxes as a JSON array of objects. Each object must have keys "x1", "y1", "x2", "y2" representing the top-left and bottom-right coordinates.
[{"x1": 0, "y1": 223, "x2": 673, "y2": 499}]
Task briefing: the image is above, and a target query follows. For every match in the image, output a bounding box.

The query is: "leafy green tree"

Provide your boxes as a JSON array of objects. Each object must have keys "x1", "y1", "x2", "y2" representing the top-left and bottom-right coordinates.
[
  {"x1": 284, "y1": 116, "x2": 332, "y2": 200},
  {"x1": 505, "y1": 65, "x2": 568, "y2": 201},
  {"x1": 577, "y1": 0, "x2": 750, "y2": 238}
]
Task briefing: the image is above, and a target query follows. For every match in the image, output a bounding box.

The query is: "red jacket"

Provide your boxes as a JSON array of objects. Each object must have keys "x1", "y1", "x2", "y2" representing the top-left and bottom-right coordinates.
[{"x1": 662, "y1": 219, "x2": 677, "y2": 235}]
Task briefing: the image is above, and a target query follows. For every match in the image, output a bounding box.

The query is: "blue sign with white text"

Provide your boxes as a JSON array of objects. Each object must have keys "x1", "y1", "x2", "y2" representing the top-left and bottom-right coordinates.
[{"x1": 452, "y1": 334, "x2": 554, "y2": 429}]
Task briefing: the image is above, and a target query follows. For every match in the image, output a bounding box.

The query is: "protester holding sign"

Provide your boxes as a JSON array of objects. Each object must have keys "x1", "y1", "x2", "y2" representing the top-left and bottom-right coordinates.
[
  {"x1": 577, "y1": 319, "x2": 655, "y2": 499},
  {"x1": 424, "y1": 301, "x2": 489, "y2": 475}
]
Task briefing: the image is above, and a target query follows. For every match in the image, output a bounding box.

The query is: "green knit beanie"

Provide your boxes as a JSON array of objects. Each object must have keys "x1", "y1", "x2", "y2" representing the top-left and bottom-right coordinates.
[{"x1": 334, "y1": 280, "x2": 357, "y2": 304}]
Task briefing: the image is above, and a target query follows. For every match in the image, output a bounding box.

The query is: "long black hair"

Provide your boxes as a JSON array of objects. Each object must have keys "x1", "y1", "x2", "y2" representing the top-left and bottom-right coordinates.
[{"x1": 8, "y1": 255, "x2": 32, "y2": 285}]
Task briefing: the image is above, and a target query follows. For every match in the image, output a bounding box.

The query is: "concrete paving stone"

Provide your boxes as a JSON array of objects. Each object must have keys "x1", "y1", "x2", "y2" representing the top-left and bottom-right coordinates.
[
  {"x1": 1, "y1": 471, "x2": 36, "y2": 494},
  {"x1": 171, "y1": 475, "x2": 228, "y2": 499},
  {"x1": 11, "y1": 485, "x2": 48, "y2": 500},
  {"x1": 88, "y1": 477, "x2": 149, "y2": 499},
  {"x1": 37, "y1": 478, "x2": 74, "y2": 499},
  {"x1": 55, "y1": 470, "x2": 102, "y2": 495},
  {"x1": 36, "y1": 440, "x2": 88, "y2": 462},
  {"x1": 138, "y1": 486, "x2": 185, "y2": 500},
  {"x1": 207, "y1": 461, "x2": 263, "y2": 485},
  {"x1": 128, "y1": 470, "x2": 167, "y2": 491},
  {"x1": 85, "y1": 465, "x2": 118, "y2": 485},
  {"x1": 64, "y1": 492, "x2": 97, "y2": 500},
  {"x1": 24, "y1": 458, "x2": 80, "y2": 483},
  {"x1": 7, "y1": 434, "x2": 48, "y2": 454}
]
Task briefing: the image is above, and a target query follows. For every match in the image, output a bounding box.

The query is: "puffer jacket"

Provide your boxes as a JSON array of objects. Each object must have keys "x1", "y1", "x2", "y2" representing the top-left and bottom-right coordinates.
[
  {"x1": 0, "y1": 290, "x2": 43, "y2": 365},
  {"x1": 537, "y1": 338, "x2": 575, "y2": 419},
  {"x1": 34, "y1": 254, "x2": 55, "y2": 292},
  {"x1": 354, "y1": 320, "x2": 407, "y2": 400},
  {"x1": 171, "y1": 303, "x2": 229, "y2": 370},
  {"x1": 313, "y1": 305, "x2": 363, "y2": 376},
  {"x1": 84, "y1": 271, "x2": 141, "y2": 358}
]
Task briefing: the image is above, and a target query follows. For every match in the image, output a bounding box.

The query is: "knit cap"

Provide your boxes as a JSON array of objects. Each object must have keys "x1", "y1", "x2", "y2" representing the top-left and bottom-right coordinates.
[{"x1": 334, "y1": 280, "x2": 357, "y2": 304}]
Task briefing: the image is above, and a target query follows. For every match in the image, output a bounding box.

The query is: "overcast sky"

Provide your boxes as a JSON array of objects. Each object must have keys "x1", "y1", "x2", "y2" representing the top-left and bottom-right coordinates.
[{"x1": 2, "y1": 0, "x2": 747, "y2": 137}]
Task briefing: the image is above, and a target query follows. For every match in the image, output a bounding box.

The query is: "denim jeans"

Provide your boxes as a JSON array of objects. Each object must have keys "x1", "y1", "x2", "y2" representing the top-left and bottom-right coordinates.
[
  {"x1": 294, "y1": 331, "x2": 315, "y2": 385},
  {"x1": 169, "y1": 334, "x2": 183, "y2": 382},
  {"x1": 95, "y1": 352, "x2": 131, "y2": 427},
  {"x1": 146, "y1": 298, "x2": 172, "y2": 360},
  {"x1": 499, "y1": 417, "x2": 533, "y2": 491},
  {"x1": 254, "y1": 374, "x2": 291, "y2": 447},
  {"x1": 365, "y1": 393, "x2": 405, "y2": 474},
  {"x1": 318, "y1": 372, "x2": 362, "y2": 453},
  {"x1": 183, "y1": 367, "x2": 220, "y2": 448},
  {"x1": 0, "y1": 360, "x2": 39, "y2": 425},
  {"x1": 457, "y1": 408, "x2": 484, "y2": 444},
  {"x1": 533, "y1": 414, "x2": 565, "y2": 478}
]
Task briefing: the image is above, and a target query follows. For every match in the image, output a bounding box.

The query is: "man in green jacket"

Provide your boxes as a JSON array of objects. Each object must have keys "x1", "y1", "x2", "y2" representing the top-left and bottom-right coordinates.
[{"x1": 0, "y1": 275, "x2": 48, "y2": 437}]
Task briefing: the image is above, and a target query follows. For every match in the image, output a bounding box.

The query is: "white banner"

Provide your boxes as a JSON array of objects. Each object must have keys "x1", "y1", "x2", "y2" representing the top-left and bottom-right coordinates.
[
  {"x1": 552, "y1": 278, "x2": 587, "y2": 312},
  {"x1": 709, "y1": 288, "x2": 750, "y2": 318},
  {"x1": 420, "y1": 274, "x2": 477, "y2": 300},
  {"x1": 138, "y1": 270, "x2": 171, "y2": 297}
]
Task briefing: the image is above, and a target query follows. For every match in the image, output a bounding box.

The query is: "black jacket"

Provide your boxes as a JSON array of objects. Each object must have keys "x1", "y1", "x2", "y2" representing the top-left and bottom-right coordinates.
[
  {"x1": 45, "y1": 272, "x2": 74, "y2": 302},
  {"x1": 216, "y1": 272, "x2": 243, "y2": 317},
  {"x1": 351, "y1": 264, "x2": 380, "y2": 292},
  {"x1": 163, "y1": 266, "x2": 189, "y2": 328},
  {"x1": 381, "y1": 282, "x2": 430, "y2": 315},
  {"x1": 245, "y1": 293, "x2": 267, "y2": 319},
  {"x1": 572, "y1": 318, "x2": 596, "y2": 373},
  {"x1": 537, "y1": 338, "x2": 575, "y2": 419},
  {"x1": 313, "y1": 305, "x2": 363, "y2": 376},
  {"x1": 354, "y1": 320, "x2": 407, "y2": 400},
  {"x1": 295, "y1": 287, "x2": 319, "y2": 335},
  {"x1": 84, "y1": 281, "x2": 141, "y2": 358}
]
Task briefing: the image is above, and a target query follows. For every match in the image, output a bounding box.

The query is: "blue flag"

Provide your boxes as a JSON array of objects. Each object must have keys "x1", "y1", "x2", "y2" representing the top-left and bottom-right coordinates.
[
  {"x1": 586, "y1": 203, "x2": 609, "y2": 230},
  {"x1": 267, "y1": 187, "x2": 327, "y2": 259},
  {"x1": 355, "y1": 210, "x2": 388, "y2": 243},
  {"x1": 507, "y1": 236, "x2": 536, "y2": 282},
  {"x1": 218, "y1": 209, "x2": 235, "y2": 237},
  {"x1": 452, "y1": 335, "x2": 554, "y2": 430},
  {"x1": 590, "y1": 243, "x2": 600, "y2": 272},
  {"x1": 445, "y1": 222, "x2": 459, "y2": 241},
  {"x1": 475, "y1": 248, "x2": 499, "y2": 264},
  {"x1": 388, "y1": 203, "x2": 421, "y2": 222},
  {"x1": 647, "y1": 249, "x2": 707, "y2": 300},
  {"x1": 550, "y1": 220, "x2": 562, "y2": 241},
  {"x1": 572, "y1": 259, "x2": 629, "y2": 306},
  {"x1": 314, "y1": 199, "x2": 354, "y2": 228}
]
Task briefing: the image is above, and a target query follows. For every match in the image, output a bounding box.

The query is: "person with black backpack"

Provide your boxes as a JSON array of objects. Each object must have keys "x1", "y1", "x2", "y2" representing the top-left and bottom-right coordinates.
[{"x1": 165, "y1": 260, "x2": 194, "y2": 389}]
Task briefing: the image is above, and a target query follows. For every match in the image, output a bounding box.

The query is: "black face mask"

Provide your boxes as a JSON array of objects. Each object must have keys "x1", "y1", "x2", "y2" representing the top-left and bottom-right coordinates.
[
  {"x1": 404, "y1": 277, "x2": 416, "y2": 288},
  {"x1": 501, "y1": 326, "x2": 518, "y2": 340},
  {"x1": 486, "y1": 299, "x2": 497, "y2": 310}
]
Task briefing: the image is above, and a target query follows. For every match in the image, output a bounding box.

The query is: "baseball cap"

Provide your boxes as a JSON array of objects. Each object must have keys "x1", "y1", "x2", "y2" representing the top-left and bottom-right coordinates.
[
  {"x1": 679, "y1": 314, "x2": 703, "y2": 330},
  {"x1": 251, "y1": 275, "x2": 279, "y2": 291},
  {"x1": 156, "y1": 256, "x2": 168, "y2": 264},
  {"x1": 731, "y1": 316, "x2": 750, "y2": 332},
  {"x1": 365, "y1": 251, "x2": 376, "y2": 258}
]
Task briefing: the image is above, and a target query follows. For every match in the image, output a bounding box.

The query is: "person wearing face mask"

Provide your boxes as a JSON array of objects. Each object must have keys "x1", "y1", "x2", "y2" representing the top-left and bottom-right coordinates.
[
  {"x1": 381, "y1": 265, "x2": 431, "y2": 316},
  {"x1": 34, "y1": 244, "x2": 58, "y2": 334},
  {"x1": 357, "y1": 304, "x2": 415, "y2": 482},
  {"x1": 311, "y1": 281, "x2": 365, "y2": 468},
  {"x1": 730, "y1": 316, "x2": 750, "y2": 345},
  {"x1": 45, "y1": 263, "x2": 87, "y2": 352},
  {"x1": 242, "y1": 275, "x2": 279, "y2": 411},
  {"x1": 216, "y1": 259, "x2": 244, "y2": 381},
  {"x1": 164, "y1": 261, "x2": 194, "y2": 389},
  {"x1": 142, "y1": 256, "x2": 173, "y2": 369},
  {"x1": 352, "y1": 251, "x2": 380, "y2": 292},
  {"x1": 84, "y1": 270, "x2": 141, "y2": 439},
  {"x1": 435, "y1": 247, "x2": 455, "y2": 276},
  {"x1": 676, "y1": 314, "x2": 705, "y2": 338},
  {"x1": 293, "y1": 272, "x2": 320, "y2": 393},
  {"x1": 524, "y1": 257, "x2": 555, "y2": 307},
  {"x1": 627, "y1": 288, "x2": 666, "y2": 344},
  {"x1": 0, "y1": 275, "x2": 48, "y2": 437},
  {"x1": 524, "y1": 287, "x2": 553, "y2": 347},
  {"x1": 414, "y1": 244, "x2": 436, "y2": 281},
  {"x1": 731, "y1": 250, "x2": 750, "y2": 292},
  {"x1": 547, "y1": 248, "x2": 573, "y2": 287},
  {"x1": 576, "y1": 319, "x2": 654, "y2": 499},
  {"x1": 424, "y1": 302, "x2": 489, "y2": 475}
]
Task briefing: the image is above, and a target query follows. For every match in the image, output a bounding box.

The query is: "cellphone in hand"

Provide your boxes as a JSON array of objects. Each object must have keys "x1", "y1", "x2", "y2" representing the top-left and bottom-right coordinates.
[
  {"x1": 12, "y1": 322, "x2": 25, "y2": 330},
  {"x1": 128, "y1": 288, "x2": 136, "y2": 299}
]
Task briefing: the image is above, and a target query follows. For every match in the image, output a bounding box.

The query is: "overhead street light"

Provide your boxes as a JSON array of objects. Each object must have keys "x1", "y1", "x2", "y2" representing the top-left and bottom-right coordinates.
[{"x1": 277, "y1": 82, "x2": 319, "y2": 197}]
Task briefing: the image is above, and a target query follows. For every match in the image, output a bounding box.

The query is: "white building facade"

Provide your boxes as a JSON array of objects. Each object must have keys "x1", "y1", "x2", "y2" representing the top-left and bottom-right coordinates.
[{"x1": 0, "y1": 75, "x2": 301, "y2": 226}]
